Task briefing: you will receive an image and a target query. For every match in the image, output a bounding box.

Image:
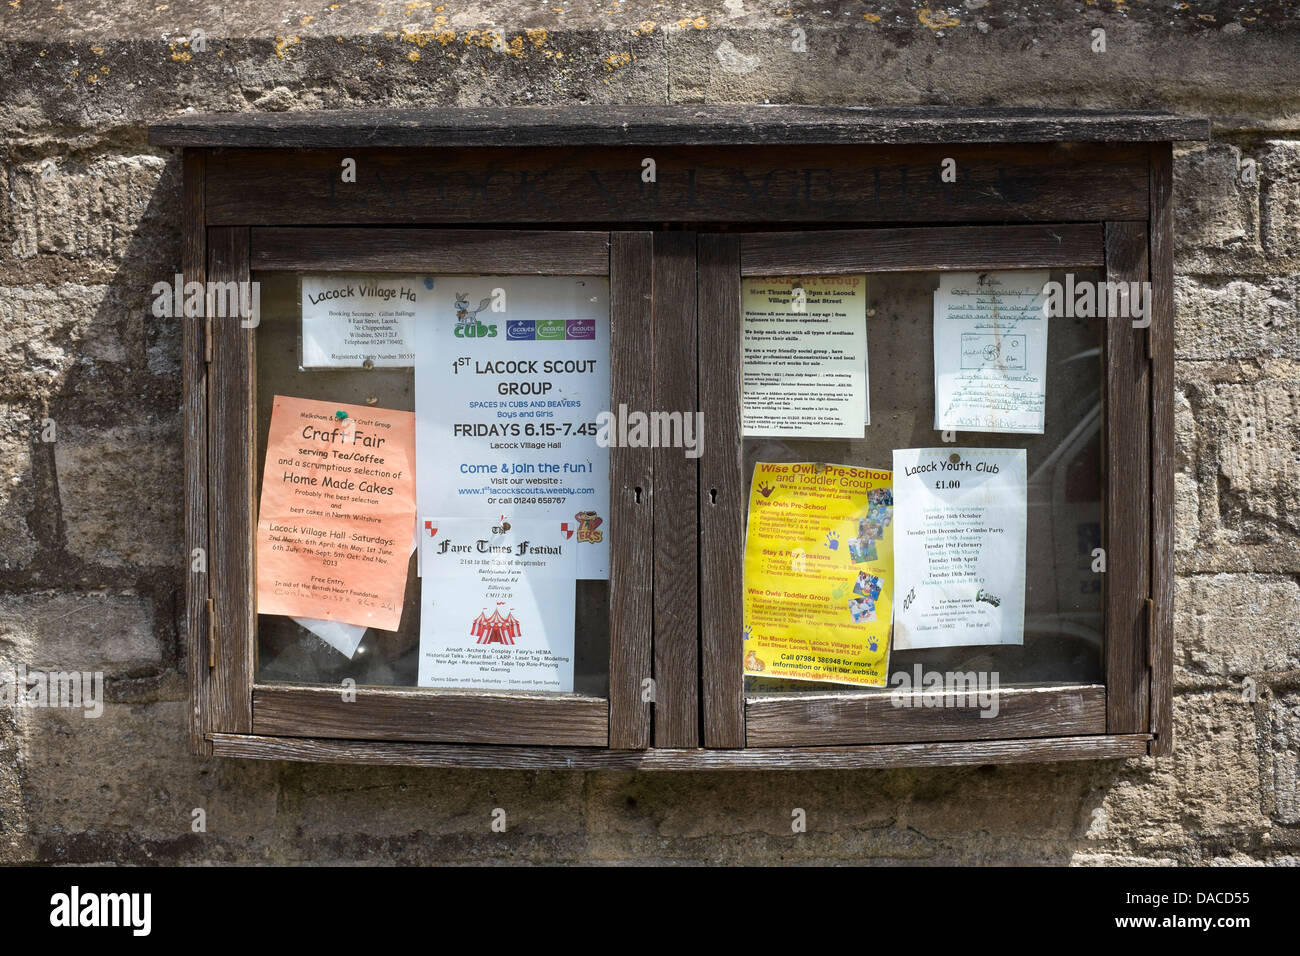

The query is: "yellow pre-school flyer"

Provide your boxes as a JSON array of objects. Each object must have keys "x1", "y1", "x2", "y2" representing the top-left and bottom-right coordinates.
[{"x1": 742, "y1": 461, "x2": 894, "y2": 687}]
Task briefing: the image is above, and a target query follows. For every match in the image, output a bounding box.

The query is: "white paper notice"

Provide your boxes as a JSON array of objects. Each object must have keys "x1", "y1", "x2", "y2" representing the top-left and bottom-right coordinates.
[
  {"x1": 892, "y1": 447, "x2": 1027, "y2": 649},
  {"x1": 742, "y1": 275, "x2": 869, "y2": 437},
  {"x1": 417, "y1": 517, "x2": 576, "y2": 692},
  {"x1": 414, "y1": 277, "x2": 611, "y2": 579},
  {"x1": 301, "y1": 274, "x2": 428, "y2": 368},
  {"x1": 933, "y1": 271, "x2": 1049, "y2": 434}
]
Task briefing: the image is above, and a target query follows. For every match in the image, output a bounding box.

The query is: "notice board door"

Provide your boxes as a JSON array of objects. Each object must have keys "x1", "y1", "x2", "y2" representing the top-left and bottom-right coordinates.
[
  {"x1": 201, "y1": 227, "x2": 655, "y2": 749},
  {"x1": 698, "y1": 224, "x2": 1155, "y2": 749}
]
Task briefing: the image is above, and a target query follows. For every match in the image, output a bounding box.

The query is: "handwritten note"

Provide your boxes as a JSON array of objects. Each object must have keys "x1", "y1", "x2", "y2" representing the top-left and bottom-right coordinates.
[{"x1": 933, "y1": 271, "x2": 1049, "y2": 434}]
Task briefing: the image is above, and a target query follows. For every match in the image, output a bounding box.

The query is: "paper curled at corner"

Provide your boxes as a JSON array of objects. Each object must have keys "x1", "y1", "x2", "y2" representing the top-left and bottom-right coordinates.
[{"x1": 293, "y1": 617, "x2": 369, "y2": 659}]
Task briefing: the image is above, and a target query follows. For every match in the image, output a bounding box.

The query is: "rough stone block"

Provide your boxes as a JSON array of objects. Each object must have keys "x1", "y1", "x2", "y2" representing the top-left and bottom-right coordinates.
[
  {"x1": 1265, "y1": 694, "x2": 1300, "y2": 825},
  {"x1": 0, "y1": 590, "x2": 159, "y2": 673},
  {"x1": 7, "y1": 155, "x2": 175, "y2": 265},
  {"x1": 1175, "y1": 275, "x2": 1299, "y2": 360},
  {"x1": 1213, "y1": 378, "x2": 1300, "y2": 534},
  {"x1": 1260, "y1": 140, "x2": 1300, "y2": 260},
  {"x1": 0, "y1": 404, "x2": 37, "y2": 570},
  {"x1": 278, "y1": 764, "x2": 586, "y2": 863},
  {"x1": 1103, "y1": 691, "x2": 1265, "y2": 852},
  {"x1": 1173, "y1": 143, "x2": 1261, "y2": 272},
  {"x1": 1174, "y1": 574, "x2": 1300, "y2": 685},
  {"x1": 0, "y1": 707, "x2": 30, "y2": 863},
  {"x1": 0, "y1": 283, "x2": 137, "y2": 401},
  {"x1": 17, "y1": 701, "x2": 279, "y2": 862},
  {"x1": 1176, "y1": 362, "x2": 1300, "y2": 573},
  {"x1": 53, "y1": 419, "x2": 182, "y2": 568}
]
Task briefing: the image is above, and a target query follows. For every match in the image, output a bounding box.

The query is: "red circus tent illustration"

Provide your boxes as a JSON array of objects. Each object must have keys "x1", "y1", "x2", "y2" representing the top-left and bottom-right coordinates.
[{"x1": 471, "y1": 603, "x2": 521, "y2": 645}]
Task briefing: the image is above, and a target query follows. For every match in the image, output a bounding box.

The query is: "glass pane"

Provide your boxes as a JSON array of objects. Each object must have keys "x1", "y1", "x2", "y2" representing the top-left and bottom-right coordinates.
[
  {"x1": 252, "y1": 272, "x2": 610, "y2": 697},
  {"x1": 742, "y1": 268, "x2": 1103, "y2": 696}
]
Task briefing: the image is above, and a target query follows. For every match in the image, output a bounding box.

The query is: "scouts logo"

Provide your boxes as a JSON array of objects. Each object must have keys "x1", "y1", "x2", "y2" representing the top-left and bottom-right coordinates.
[
  {"x1": 574, "y1": 511, "x2": 603, "y2": 544},
  {"x1": 471, "y1": 603, "x2": 521, "y2": 645},
  {"x1": 507, "y1": 320, "x2": 536, "y2": 340},
  {"x1": 453, "y1": 292, "x2": 497, "y2": 338},
  {"x1": 536, "y1": 320, "x2": 566, "y2": 341}
]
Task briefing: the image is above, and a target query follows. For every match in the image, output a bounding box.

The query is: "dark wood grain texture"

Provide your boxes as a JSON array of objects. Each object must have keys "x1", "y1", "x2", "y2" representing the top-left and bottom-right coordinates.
[
  {"x1": 745, "y1": 685, "x2": 1107, "y2": 747},
  {"x1": 207, "y1": 227, "x2": 255, "y2": 734},
  {"x1": 1104, "y1": 221, "x2": 1153, "y2": 736},
  {"x1": 252, "y1": 685, "x2": 608, "y2": 746},
  {"x1": 698, "y1": 235, "x2": 745, "y2": 748},
  {"x1": 608, "y1": 233, "x2": 655, "y2": 749},
  {"x1": 740, "y1": 224, "x2": 1104, "y2": 276},
  {"x1": 201, "y1": 145, "x2": 1150, "y2": 227},
  {"x1": 651, "y1": 231, "x2": 700, "y2": 748},
  {"x1": 183, "y1": 150, "x2": 211, "y2": 755},
  {"x1": 211, "y1": 730, "x2": 1150, "y2": 770},
  {"x1": 149, "y1": 106, "x2": 1210, "y2": 148},
  {"x1": 250, "y1": 228, "x2": 610, "y2": 274},
  {"x1": 1148, "y1": 146, "x2": 1176, "y2": 756}
]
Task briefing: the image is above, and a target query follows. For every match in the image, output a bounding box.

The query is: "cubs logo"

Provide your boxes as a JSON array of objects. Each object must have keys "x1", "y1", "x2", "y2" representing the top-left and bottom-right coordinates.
[{"x1": 453, "y1": 292, "x2": 497, "y2": 338}]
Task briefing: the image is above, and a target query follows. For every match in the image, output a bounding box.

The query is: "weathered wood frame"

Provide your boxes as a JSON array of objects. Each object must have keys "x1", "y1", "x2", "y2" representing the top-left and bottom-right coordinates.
[{"x1": 158, "y1": 107, "x2": 1196, "y2": 768}]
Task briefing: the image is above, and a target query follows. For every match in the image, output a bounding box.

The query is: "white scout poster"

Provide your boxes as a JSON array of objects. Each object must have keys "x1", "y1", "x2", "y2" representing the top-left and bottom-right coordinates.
[
  {"x1": 892, "y1": 447, "x2": 1027, "y2": 649},
  {"x1": 301, "y1": 274, "x2": 427, "y2": 368},
  {"x1": 417, "y1": 517, "x2": 576, "y2": 692},
  {"x1": 414, "y1": 276, "x2": 610, "y2": 579},
  {"x1": 933, "y1": 271, "x2": 1049, "y2": 434},
  {"x1": 742, "y1": 275, "x2": 869, "y2": 437}
]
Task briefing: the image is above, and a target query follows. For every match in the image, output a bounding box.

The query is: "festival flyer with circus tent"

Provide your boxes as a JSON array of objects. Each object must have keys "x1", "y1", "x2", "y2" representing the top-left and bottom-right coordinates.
[{"x1": 416, "y1": 516, "x2": 576, "y2": 692}]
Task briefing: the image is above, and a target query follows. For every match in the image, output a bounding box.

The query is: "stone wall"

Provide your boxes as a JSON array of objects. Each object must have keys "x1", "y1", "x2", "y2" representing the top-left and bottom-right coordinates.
[{"x1": 1, "y1": 1, "x2": 1297, "y2": 864}]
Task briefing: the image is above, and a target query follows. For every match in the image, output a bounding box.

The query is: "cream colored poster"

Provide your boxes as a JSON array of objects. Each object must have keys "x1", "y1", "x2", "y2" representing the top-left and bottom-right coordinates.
[
  {"x1": 742, "y1": 275, "x2": 868, "y2": 438},
  {"x1": 417, "y1": 517, "x2": 576, "y2": 692}
]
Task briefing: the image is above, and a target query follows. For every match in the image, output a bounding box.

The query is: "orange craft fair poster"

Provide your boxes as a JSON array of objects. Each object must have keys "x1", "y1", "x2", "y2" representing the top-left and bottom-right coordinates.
[{"x1": 255, "y1": 395, "x2": 416, "y2": 631}]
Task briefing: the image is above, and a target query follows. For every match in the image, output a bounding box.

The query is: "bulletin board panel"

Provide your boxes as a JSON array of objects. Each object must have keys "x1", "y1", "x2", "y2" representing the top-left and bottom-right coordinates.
[
  {"x1": 202, "y1": 227, "x2": 656, "y2": 749},
  {"x1": 699, "y1": 224, "x2": 1149, "y2": 749},
  {"x1": 161, "y1": 108, "x2": 1196, "y2": 768}
]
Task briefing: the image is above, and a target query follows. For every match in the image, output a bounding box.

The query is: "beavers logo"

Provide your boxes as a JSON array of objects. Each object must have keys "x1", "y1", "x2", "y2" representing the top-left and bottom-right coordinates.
[{"x1": 574, "y1": 511, "x2": 603, "y2": 544}]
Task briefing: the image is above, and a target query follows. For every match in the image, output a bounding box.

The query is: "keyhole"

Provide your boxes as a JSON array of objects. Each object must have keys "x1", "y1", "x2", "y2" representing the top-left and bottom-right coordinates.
[
  {"x1": 634, "y1": 487, "x2": 643, "y2": 504},
  {"x1": 709, "y1": 488, "x2": 717, "y2": 504}
]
